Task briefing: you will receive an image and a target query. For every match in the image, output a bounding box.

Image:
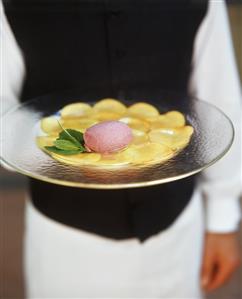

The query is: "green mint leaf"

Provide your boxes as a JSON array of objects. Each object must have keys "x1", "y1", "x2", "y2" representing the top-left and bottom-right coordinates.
[
  {"x1": 45, "y1": 146, "x2": 83, "y2": 155},
  {"x1": 54, "y1": 140, "x2": 80, "y2": 151},
  {"x1": 58, "y1": 129, "x2": 84, "y2": 144},
  {"x1": 56, "y1": 120, "x2": 82, "y2": 147},
  {"x1": 67, "y1": 129, "x2": 84, "y2": 144}
]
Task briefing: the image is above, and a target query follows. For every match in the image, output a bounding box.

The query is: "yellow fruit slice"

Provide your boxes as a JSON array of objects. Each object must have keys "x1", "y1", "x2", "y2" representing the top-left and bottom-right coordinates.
[
  {"x1": 150, "y1": 111, "x2": 186, "y2": 129},
  {"x1": 40, "y1": 117, "x2": 62, "y2": 134},
  {"x1": 61, "y1": 102, "x2": 92, "y2": 119},
  {"x1": 62, "y1": 118, "x2": 98, "y2": 132},
  {"x1": 94, "y1": 152, "x2": 132, "y2": 167},
  {"x1": 131, "y1": 129, "x2": 149, "y2": 145},
  {"x1": 127, "y1": 102, "x2": 159, "y2": 119},
  {"x1": 148, "y1": 126, "x2": 194, "y2": 150},
  {"x1": 119, "y1": 143, "x2": 173, "y2": 164},
  {"x1": 36, "y1": 136, "x2": 56, "y2": 151},
  {"x1": 92, "y1": 111, "x2": 122, "y2": 121},
  {"x1": 51, "y1": 152, "x2": 101, "y2": 166},
  {"x1": 119, "y1": 117, "x2": 150, "y2": 132},
  {"x1": 93, "y1": 98, "x2": 127, "y2": 114}
]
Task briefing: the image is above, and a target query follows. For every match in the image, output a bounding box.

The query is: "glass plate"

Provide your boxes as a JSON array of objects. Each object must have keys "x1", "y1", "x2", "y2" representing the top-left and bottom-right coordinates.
[{"x1": 1, "y1": 89, "x2": 234, "y2": 189}]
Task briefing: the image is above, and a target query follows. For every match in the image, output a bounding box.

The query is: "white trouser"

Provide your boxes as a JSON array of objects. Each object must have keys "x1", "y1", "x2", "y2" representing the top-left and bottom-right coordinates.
[{"x1": 24, "y1": 188, "x2": 205, "y2": 299}]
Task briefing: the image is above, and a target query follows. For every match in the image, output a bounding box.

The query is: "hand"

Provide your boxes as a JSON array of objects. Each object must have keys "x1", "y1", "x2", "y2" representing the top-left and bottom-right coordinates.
[{"x1": 201, "y1": 232, "x2": 241, "y2": 293}]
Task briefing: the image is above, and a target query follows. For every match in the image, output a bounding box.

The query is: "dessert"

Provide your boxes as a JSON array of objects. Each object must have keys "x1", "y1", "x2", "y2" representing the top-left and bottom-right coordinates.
[
  {"x1": 84, "y1": 121, "x2": 133, "y2": 154},
  {"x1": 37, "y1": 98, "x2": 194, "y2": 167}
]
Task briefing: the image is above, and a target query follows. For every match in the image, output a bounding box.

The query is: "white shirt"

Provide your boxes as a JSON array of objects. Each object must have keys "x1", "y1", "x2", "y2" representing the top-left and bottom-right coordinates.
[
  {"x1": 189, "y1": 0, "x2": 241, "y2": 232},
  {"x1": 1, "y1": 0, "x2": 241, "y2": 232}
]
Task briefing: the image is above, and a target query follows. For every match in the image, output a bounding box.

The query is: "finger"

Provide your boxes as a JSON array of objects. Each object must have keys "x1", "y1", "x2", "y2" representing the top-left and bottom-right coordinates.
[
  {"x1": 201, "y1": 250, "x2": 215, "y2": 290},
  {"x1": 206, "y1": 258, "x2": 240, "y2": 292}
]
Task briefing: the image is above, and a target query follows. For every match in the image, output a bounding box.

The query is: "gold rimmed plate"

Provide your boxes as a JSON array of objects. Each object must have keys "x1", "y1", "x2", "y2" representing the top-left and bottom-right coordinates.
[{"x1": 0, "y1": 89, "x2": 234, "y2": 189}]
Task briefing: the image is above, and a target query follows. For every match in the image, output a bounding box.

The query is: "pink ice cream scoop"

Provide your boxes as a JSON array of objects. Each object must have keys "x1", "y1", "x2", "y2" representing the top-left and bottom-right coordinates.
[{"x1": 84, "y1": 121, "x2": 133, "y2": 154}]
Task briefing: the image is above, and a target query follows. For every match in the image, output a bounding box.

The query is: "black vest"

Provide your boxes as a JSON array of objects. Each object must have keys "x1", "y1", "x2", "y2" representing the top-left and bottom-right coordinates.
[{"x1": 5, "y1": 0, "x2": 208, "y2": 241}]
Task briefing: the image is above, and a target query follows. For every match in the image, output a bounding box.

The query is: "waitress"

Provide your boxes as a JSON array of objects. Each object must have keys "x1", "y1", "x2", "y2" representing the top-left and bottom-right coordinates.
[{"x1": 2, "y1": 0, "x2": 241, "y2": 298}]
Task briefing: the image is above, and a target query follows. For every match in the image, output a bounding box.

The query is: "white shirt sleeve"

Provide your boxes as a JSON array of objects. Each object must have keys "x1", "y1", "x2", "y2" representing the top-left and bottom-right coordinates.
[
  {"x1": 1, "y1": 1, "x2": 25, "y2": 170},
  {"x1": 1, "y1": 1, "x2": 25, "y2": 113},
  {"x1": 189, "y1": 0, "x2": 241, "y2": 232}
]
